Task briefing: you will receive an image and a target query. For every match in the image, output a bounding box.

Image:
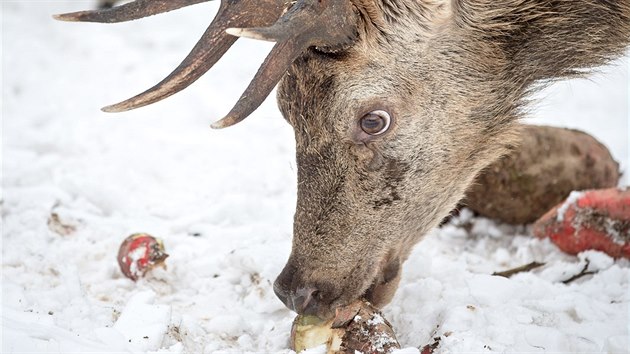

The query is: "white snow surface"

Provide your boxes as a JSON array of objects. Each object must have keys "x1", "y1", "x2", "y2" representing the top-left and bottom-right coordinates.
[
  {"x1": 556, "y1": 191, "x2": 585, "y2": 222},
  {"x1": 2, "y1": 2, "x2": 629, "y2": 353}
]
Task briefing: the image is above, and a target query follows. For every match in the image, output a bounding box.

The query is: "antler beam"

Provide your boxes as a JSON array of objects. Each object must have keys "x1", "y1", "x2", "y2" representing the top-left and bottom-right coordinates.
[
  {"x1": 54, "y1": 0, "x2": 359, "y2": 128},
  {"x1": 215, "y1": 0, "x2": 359, "y2": 128},
  {"x1": 54, "y1": 0, "x2": 212, "y2": 23}
]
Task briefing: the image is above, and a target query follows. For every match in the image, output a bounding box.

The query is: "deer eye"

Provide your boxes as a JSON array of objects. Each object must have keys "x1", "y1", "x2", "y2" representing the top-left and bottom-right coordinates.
[{"x1": 360, "y1": 110, "x2": 391, "y2": 135}]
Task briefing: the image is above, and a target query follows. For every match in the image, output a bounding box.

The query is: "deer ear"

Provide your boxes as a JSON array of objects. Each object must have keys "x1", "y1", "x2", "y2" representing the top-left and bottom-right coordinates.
[{"x1": 453, "y1": 0, "x2": 630, "y2": 83}]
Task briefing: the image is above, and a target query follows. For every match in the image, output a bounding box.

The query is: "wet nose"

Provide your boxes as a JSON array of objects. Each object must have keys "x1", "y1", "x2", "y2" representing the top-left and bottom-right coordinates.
[
  {"x1": 274, "y1": 262, "x2": 323, "y2": 315},
  {"x1": 273, "y1": 282, "x2": 319, "y2": 314}
]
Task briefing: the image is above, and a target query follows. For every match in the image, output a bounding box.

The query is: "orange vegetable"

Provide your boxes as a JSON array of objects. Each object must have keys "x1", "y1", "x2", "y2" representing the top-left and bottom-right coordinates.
[{"x1": 533, "y1": 188, "x2": 630, "y2": 258}]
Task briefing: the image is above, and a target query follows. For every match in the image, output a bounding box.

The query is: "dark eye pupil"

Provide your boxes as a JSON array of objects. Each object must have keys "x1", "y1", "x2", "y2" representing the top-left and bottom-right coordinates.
[{"x1": 361, "y1": 114, "x2": 385, "y2": 134}]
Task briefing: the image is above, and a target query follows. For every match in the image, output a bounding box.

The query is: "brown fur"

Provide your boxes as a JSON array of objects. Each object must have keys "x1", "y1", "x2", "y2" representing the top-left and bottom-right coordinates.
[{"x1": 274, "y1": 0, "x2": 630, "y2": 319}]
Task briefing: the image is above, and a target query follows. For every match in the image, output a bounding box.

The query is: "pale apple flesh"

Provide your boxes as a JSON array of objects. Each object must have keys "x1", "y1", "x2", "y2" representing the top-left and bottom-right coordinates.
[{"x1": 290, "y1": 300, "x2": 400, "y2": 354}]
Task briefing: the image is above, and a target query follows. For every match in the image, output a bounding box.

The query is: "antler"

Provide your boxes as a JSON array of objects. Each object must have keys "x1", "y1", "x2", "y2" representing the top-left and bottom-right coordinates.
[
  {"x1": 53, "y1": 0, "x2": 212, "y2": 23},
  {"x1": 54, "y1": 0, "x2": 359, "y2": 128},
  {"x1": 215, "y1": 0, "x2": 358, "y2": 128}
]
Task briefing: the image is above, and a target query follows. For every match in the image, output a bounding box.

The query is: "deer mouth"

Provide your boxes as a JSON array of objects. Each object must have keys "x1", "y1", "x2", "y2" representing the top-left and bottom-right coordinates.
[
  {"x1": 325, "y1": 256, "x2": 402, "y2": 318},
  {"x1": 360, "y1": 258, "x2": 402, "y2": 308}
]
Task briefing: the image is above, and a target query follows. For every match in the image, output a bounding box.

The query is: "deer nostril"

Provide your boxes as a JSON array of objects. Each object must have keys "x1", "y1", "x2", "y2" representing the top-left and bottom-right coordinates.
[
  {"x1": 274, "y1": 280, "x2": 320, "y2": 315},
  {"x1": 274, "y1": 262, "x2": 323, "y2": 315},
  {"x1": 291, "y1": 287, "x2": 319, "y2": 315}
]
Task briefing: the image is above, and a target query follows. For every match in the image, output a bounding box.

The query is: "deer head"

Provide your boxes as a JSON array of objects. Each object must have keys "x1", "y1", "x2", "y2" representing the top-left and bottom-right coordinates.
[{"x1": 56, "y1": 0, "x2": 630, "y2": 319}]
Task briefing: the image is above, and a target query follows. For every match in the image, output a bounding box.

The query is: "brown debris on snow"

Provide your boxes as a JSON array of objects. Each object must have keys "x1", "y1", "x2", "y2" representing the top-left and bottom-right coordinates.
[{"x1": 47, "y1": 212, "x2": 77, "y2": 236}]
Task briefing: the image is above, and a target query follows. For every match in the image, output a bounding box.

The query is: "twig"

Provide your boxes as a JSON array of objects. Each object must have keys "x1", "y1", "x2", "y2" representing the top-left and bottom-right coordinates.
[
  {"x1": 492, "y1": 261, "x2": 545, "y2": 278},
  {"x1": 420, "y1": 336, "x2": 442, "y2": 354},
  {"x1": 562, "y1": 259, "x2": 597, "y2": 284}
]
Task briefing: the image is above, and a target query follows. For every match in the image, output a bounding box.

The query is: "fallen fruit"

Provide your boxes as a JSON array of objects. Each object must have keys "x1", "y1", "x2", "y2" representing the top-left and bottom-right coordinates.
[
  {"x1": 117, "y1": 233, "x2": 169, "y2": 281},
  {"x1": 464, "y1": 125, "x2": 620, "y2": 224},
  {"x1": 291, "y1": 300, "x2": 400, "y2": 354},
  {"x1": 533, "y1": 188, "x2": 630, "y2": 259}
]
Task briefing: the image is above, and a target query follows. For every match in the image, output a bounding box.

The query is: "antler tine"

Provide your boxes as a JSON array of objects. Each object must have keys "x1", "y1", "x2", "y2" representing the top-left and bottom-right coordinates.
[
  {"x1": 57, "y1": 0, "x2": 286, "y2": 113},
  {"x1": 211, "y1": 38, "x2": 301, "y2": 129},
  {"x1": 212, "y1": 0, "x2": 359, "y2": 128},
  {"x1": 53, "y1": 0, "x2": 211, "y2": 23},
  {"x1": 55, "y1": 0, "x2": 358, "y2": 127},
  {"x1": 102, "y1": 20, "x2": 236, "y2": 113}
]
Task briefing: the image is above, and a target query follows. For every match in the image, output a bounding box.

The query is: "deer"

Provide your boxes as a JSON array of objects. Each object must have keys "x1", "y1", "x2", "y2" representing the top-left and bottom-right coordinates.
[{"x1": 55, "y1": 0, "x2": 630, "y2": 321}]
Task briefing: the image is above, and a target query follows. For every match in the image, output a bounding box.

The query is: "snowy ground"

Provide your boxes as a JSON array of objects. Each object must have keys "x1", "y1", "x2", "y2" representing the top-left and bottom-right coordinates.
[{"x1": 2, "y1": 1, "x2": 629, "y2": 353}]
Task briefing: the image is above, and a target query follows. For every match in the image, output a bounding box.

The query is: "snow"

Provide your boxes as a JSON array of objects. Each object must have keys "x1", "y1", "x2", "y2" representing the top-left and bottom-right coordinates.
[
  {"x1": 111, "y1": 291, "x2": 171, "y2": 352},
  {"x1": 372, "y1": 331, "x2": 398, "y2": 353},
  {"x1": 367, "y1": 313, "x2": 385, "y2": 326},
  {"x1": 556, "y1": 191, "x2": 585, "y2": 222},
  {"x1": 2, "y1": 1, "x2": 629, "y2": 353}
]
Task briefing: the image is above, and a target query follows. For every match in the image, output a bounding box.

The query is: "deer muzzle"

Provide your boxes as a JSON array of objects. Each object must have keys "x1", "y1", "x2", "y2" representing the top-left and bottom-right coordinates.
[{"x1": 273, "y1": 250, "x2": 403, "y2": 319}]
